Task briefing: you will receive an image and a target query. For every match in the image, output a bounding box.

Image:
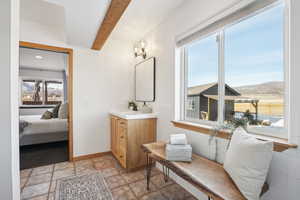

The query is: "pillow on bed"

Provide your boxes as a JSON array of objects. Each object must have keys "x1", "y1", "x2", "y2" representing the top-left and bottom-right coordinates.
[
  {"x1": 41, "y1": 110, "x2": 53, "y2": 119},
  {"x1": 58, "y1": 102, "x2": 68, "y2": 119},
  {"x1": 52, "y1": 103, "x2": 61, "y2": 118}
]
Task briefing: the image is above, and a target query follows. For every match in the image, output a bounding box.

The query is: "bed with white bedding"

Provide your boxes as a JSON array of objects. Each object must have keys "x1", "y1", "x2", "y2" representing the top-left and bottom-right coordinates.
[{"x1": 20, "y1": 115, "x2": 68, "y2": 146}]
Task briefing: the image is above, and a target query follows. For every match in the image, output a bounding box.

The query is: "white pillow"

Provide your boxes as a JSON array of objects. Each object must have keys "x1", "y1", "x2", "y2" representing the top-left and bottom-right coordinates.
[
  {"x1": 224, "y1": 127, "x2": 273, "y2": 200},
  {"x1": 58, "y1": 102, "x2": 68, "y2": 119}
]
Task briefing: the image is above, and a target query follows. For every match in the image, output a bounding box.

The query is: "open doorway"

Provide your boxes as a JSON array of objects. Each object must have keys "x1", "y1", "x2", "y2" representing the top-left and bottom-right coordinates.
[{"x1": 19, "y1": 42, "x2": 73, "y2": 170}]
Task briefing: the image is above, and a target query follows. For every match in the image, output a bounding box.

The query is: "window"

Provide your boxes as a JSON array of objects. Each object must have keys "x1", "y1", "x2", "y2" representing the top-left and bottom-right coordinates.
[
  {"x1": 224, "y1": 4, "x2": 285, "y2": 136},
  {"x1": 21, "y1": 79, "x2": 63, "y2": 106},
  {"x1": 45, "y1": 81, "x2": 64, "y2": 104},
  {"x1": 185, "y1": 33, "x2": 219, "y2": 123},
  {"x1": 180, "y1": 2, "x2": 288, "y2": 138},
  {"x1": 22, "y1": 80, "x2": 43, "y2": 105}
]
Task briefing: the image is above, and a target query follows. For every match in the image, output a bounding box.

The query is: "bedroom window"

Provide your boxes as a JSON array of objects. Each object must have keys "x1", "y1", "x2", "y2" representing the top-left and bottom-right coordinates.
[
  {"x1": 45, "y1": 81, "x2": 64, "y2": 105},
  {"x1": 178, "y1": 1, "x2": 288, "y2": 138},
  {"x1": 22, "y1": 80, "x2": 43, "y2": 105},
  {"x1": 21, "y1": 79, "x2": 63, "y2": 106}
]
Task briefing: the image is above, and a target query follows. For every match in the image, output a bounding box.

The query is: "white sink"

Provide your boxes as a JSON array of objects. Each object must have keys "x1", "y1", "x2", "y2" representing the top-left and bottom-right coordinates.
[{"x1": 110, "y1": 111, "x2": 157, "y2": 119}]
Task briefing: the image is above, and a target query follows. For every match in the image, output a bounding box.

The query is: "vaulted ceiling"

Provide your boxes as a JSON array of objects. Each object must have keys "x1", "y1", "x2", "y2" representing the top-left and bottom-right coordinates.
[
  {"x1": 20, "y1": 0, "x2": 185, "y2": 50},
  {"x1": 109, "y1": 0, "x2": 185, "y2": 42}
]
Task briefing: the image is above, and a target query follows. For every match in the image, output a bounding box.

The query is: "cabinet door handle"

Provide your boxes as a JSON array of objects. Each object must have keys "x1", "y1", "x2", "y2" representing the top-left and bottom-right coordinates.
[
  {"x1": 120, "y1": 122, "x2": 125, "y2": 125},
  {"x1": 120, "y1": 155, "x2": 123, "y2": 158},
  {"x1": 120, "y1": 136, "x2": 124, "y2": 139}
]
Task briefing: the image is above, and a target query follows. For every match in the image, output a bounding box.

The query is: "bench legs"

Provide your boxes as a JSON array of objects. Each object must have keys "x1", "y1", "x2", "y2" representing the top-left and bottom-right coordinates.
[
  {"x1": 146, "y1": 153, "x2": 153, "y2": 191},
  {"x1": 162, "y1": 164, "x2": 170, "y2": 182},
  {"x1": 146, "y1": 154, "x2": 171, "y2": 191}
]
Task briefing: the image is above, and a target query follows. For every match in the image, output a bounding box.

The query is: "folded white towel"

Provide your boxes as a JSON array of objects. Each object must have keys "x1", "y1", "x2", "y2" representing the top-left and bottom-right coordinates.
[
  {"x1": 166, "y1": 144, "x2": 192, "y2": 162},
  {"x1": 170, "y1": 134, "x2": 187, "y2": 145}
]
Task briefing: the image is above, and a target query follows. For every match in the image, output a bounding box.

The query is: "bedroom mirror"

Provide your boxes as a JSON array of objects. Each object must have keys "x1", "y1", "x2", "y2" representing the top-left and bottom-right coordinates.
[
  {"x1": 19, "y1": 43, "x2": 73, "y2": 170},
  {"x1": 135, "y1": 57, "x2": 156, "y2": 102}
]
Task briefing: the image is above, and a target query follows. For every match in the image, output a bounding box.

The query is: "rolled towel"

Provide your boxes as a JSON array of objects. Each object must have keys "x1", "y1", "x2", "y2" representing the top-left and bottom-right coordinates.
[{"x1": 170, "y1": 134, "x2": 187, "y2": 145}]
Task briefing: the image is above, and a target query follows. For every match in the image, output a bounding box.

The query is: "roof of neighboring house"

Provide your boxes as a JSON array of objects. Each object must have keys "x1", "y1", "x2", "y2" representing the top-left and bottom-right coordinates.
[
  {"x1": 203, "y1": 95, "x2": 259, "y2": 103},
  {"x1": 188, "y1": 82, "x2": 241, "y2": 96},
  {"x1": 188, "y1": 82, "x2": 217, "y2": 95}
]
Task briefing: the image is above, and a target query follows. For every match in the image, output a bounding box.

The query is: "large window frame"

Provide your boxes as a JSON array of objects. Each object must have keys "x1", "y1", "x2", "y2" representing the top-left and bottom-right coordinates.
[
  {"x1": 178, "y1": 0, "x2": 290, "y2": 138},
  {"x1": 21, "y1": 78, "x2": 64, "y2": 106}
]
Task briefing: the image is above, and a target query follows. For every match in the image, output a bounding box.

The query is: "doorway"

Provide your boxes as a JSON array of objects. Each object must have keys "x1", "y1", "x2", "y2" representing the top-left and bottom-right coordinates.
[{"x1": 19, "y1": 41, "x2": 74, "y2": 168}]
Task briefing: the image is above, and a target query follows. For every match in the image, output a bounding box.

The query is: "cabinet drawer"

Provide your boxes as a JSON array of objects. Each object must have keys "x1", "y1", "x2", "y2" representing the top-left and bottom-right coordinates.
[
  {"x1": 118, "y1": 149, "x2": 126, "y2": 168},
  {"x1": 119, "y1": 135, "x2": 126, "y2": 148},
  {"x1": 119, "y1": 127, "x2": 126, "y2": 137},
  {"x1": 118, "y1": 120, "x2": 127, "y2": 134},
  {"x1": 119, "y1": 119, "x2": 127, "y2": 127}
]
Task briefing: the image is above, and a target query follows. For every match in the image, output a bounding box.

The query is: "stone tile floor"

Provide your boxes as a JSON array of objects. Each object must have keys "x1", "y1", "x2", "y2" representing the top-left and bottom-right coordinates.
[{"x1": 20, "y1": 154, "x2": 198, "y2": 200}]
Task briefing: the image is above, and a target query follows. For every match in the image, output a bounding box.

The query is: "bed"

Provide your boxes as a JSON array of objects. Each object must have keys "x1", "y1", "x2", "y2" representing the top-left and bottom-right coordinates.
[{"x1": 20, "y1": 115, "x2": 68, "y2": 146}]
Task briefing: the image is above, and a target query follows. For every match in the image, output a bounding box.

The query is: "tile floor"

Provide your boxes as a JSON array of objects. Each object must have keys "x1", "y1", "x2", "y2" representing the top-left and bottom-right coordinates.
[{"x1": 20, "y1": 154, "x2": 197, "y2": 200}]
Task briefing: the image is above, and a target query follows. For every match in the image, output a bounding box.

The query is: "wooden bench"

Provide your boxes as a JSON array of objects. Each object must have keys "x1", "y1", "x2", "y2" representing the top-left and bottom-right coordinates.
[{"x1": 142, "y1": 142, "x2": 268, "y2": 200}]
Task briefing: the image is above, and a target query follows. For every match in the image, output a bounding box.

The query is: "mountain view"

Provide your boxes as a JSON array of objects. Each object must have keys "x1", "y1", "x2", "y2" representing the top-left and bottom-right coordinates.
[
  {"x1": 233, "y1": 81, "x2": 284, "y2": 98},
  {"x1": 232, "y1": 81, "x2": 284, "y2": 120},
  {"x1": 22, "y1": 81, "x2": 34, "y2": 92}
]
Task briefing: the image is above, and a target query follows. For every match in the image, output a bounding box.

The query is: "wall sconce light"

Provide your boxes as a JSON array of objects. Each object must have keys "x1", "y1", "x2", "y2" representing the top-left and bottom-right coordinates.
[{"x1": 134, "y1": 40, "x2": 147, "y2": 59}]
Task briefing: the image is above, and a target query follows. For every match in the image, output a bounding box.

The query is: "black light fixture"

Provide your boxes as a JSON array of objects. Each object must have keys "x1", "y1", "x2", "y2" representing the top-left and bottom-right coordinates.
[{"x1": 134, "y1": 40, "x2": 147, "y2": 59}]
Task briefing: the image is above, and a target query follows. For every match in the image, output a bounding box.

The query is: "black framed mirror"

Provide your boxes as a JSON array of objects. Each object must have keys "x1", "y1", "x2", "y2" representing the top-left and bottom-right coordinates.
[{"x1": 135, "y1": 57, "x2": 155, "y2": 102}]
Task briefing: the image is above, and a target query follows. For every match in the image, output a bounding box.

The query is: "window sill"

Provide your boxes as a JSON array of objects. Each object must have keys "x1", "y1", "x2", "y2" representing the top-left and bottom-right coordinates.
[
  {"x1": 171, "y1": 120, "x2": 298, "y2": 152},
  {"x1": 20, "y1": 105, "x2": 55, "y2": 109}
]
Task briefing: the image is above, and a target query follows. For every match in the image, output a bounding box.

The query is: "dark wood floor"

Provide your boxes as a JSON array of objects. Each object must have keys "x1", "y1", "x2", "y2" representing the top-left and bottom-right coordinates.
[{"x1": 20, "y1": 141, "x2": 68, "y2": 170}]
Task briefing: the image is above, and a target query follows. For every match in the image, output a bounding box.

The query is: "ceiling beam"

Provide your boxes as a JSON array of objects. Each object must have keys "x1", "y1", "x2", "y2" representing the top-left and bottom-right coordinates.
[{"x1": 91, "y1": 0, "x2": 131, "y2": 50}]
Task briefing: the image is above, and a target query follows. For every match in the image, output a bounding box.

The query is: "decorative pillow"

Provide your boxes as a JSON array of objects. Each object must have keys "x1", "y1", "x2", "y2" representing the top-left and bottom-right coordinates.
[
  {"x1": 58, "y1": 102, "x2": 68, "y2": 119},
  {"x1": 223, "y1": 127, "x2": 273, "y2": 200},
  {"x1": 52, "y1": 103, "x2": 61, "y2": 118},
  {"x1": 41, "y1": 110, "x2": 53, "y2": 120},
  {"x1": 19, "y1": 120, "x2": 29, "y2": 132}
]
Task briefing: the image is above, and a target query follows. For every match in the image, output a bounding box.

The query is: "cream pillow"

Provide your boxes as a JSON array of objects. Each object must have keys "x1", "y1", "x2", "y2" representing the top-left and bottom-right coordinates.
[
  {"x1": 58, "y1": 102, "x2": 68, "y2": 119},
  {"x1": 224, "y1": 127, "x2": 273, "y2": 200}
]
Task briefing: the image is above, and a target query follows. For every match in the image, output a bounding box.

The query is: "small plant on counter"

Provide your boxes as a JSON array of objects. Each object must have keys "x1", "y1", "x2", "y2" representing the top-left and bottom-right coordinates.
[{"x1": 128, "y1": 101, "x2": 138, "y2": 111}]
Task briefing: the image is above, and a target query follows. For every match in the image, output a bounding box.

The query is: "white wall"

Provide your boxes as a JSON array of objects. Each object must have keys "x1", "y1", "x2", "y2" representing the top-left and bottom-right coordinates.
[
  {"x1": 20, "y1": 19, "x2": 135, "y2": 157},
  {"x1": 138, "y1": 0, "x2": 300, "y2": 199},
  {"x1": 0, "y1": 0, "x2": 20, "y2": 199},
  {"x1": 20, "y1": 19, "x2": 66, "y2": 46},
  {"x1": 72, "y1": 44, "x2": 134, "y2": 156}
]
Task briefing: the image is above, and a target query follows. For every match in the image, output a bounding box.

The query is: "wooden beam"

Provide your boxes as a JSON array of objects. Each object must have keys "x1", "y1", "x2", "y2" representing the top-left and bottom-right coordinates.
[{"x1": 91, "y1": 0, "x2": 131, "y2": 50}]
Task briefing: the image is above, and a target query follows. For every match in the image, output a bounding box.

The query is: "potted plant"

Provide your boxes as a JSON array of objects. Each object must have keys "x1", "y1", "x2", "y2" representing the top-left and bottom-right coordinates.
[
  {"x1": 128, "y1": 101, "x2": 138, "y2": 111},
  {"x1": 208, "y1": 117, "x2": 249, "y2": 161}
]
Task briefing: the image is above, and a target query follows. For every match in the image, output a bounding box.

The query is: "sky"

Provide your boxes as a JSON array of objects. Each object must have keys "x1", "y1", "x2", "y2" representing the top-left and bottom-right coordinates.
[{"x1": 187, "y1": 3, "x2": 284, "y2": 87}]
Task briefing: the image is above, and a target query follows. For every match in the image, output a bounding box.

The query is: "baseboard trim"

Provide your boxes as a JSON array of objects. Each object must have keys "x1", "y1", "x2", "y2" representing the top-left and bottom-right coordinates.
[{"x1": 72, "y1": 151, "x2": 112, "y2": 162}]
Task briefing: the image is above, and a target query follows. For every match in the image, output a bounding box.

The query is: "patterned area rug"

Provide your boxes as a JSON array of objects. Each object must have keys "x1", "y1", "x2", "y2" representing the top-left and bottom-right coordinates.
[{"x1": 55, "y1": 173, "x2": 113, "y2": 200}]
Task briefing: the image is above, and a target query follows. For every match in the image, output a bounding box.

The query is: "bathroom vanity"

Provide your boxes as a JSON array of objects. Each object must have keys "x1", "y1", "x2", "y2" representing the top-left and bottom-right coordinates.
[{"x1": 110, "y1": 111, "x2": 157, "y2": 170}]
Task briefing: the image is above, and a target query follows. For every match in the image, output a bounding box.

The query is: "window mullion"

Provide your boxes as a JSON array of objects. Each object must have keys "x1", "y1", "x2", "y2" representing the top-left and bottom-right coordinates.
[
  {"x1": 43, "y1": 80, "x2": 46, "y2": 105},
  {"x1": 218, "y1": 31, "x2": 225, "y2": 125},
  {"x1": 183, "y1": 48, "x2": 188, "y2": 121},
  {"x1": 283, "y1": 0, "x2": 290, "y2": 139}
]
